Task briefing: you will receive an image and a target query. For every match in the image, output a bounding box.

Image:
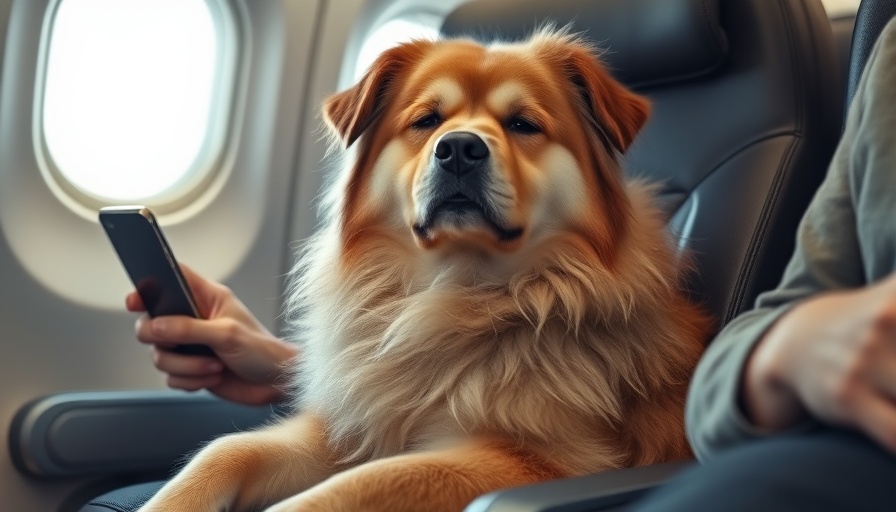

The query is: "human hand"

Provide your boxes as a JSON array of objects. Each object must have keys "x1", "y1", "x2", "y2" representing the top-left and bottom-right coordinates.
[
  {"x1": 744, "y1": 274, "x2": 896, "y2": 451},
  {"x1": 128, "y1": 264, "x2": 299, "y2": 406}
]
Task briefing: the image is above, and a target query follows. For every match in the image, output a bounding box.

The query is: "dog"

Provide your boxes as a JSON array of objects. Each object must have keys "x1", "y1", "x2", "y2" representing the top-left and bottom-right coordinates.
[{"x1": 139, "y1": 28, "x2": 710, "y2": 512}]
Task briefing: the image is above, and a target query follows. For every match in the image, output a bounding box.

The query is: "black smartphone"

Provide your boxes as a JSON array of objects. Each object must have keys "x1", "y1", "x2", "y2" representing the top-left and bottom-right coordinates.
[{"x1": 99, "y1": 206, "x2": 215, "y2": 357}]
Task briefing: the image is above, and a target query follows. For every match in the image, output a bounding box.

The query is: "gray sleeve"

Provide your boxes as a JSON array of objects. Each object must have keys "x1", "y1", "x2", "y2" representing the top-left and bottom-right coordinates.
[
  {"x1": 684, "y1": 19, "x2": 896, "y2": 461},
  {"x1": 685, "y1": 142, "x2": 861, "y2": 461}
]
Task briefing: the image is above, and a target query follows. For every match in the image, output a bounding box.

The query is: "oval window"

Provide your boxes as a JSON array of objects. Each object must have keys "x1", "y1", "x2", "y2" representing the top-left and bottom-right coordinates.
[
  {"x1": 40, "y1": 0, "x2": 236, "y2": 206},
  {"x1": 354, "y1": 17, "x2": 439, "y2": 81}
]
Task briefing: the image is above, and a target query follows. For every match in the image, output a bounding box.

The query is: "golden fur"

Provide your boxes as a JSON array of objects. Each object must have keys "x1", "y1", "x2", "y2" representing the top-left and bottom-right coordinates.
[{"x1": 139, "y1": 29, "x2": 710, "y2": 512}]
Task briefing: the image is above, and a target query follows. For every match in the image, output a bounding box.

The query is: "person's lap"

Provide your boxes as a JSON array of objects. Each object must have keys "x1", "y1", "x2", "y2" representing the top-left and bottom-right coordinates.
[{"x1": 633, "y1": 427, "x2": 896, "y2": 511}]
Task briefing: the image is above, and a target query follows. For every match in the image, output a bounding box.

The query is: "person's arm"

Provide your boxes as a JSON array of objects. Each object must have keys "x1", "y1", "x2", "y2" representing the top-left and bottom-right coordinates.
[
  {"x1": 686, "y1": 148, "x2": 861, "y2": 460},
  {"x1": 129, "y1": 264, "x2": 299, "y2": 406},
  {"x1": 686, "y1": 19, "x2": 896, "y2": 460}
]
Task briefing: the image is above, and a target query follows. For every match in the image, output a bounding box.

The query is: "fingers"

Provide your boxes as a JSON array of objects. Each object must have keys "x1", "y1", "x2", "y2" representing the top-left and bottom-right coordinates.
[
  {"x1": 135, "y1": 314, "x2": 242, "y2": 353},
  {"x1": 166, "y1": 374, "x2": 224, "y2": 392},
  {"x1": 866, "y1": 338, "x2": 896, "y2": 396},
  {"x1": 828, "y1": 324, "x2": 896, "y2": 453},
  {"x1": 151, "y1": 346, "x2": 224, "y2": 391},
  {"x1": 851, "y1": 390, "x2": 896, "y2": 454},
  {"x1": 125, "y1": 263, "x2": 218, "y2": 315},
  {"x1": 125, "y1": 292, "x2": 145, "y2": 312},
  {"x1": 152, "y1": 346, "x2": 222, "y2": 374}
]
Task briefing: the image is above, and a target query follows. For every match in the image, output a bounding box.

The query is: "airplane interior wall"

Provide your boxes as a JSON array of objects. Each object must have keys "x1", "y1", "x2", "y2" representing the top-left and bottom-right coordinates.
[{"x1": 0, "y1": 0, "x2": 360, "y2": 509}]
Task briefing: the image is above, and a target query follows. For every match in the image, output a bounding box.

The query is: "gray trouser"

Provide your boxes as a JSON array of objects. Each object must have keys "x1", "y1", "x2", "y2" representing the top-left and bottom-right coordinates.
[{"x1": 634, "y1": 428, "x2": 896, "y2": 511}]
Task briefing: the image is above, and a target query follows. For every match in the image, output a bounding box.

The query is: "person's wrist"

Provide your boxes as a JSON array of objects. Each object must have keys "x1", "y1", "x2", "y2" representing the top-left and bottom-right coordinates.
[
  {"x1": 262, "y1": 381, "x2": 290, "y2": 405},
  {"x1": 262, "y1": 337, "x2": 298, "y2": 383},
  {"x1": 271, "y1": 338, "x2": 299, "y2": 366},
  {"x1": 271, "y1": 340, "x2": 298, "y2": 405}
]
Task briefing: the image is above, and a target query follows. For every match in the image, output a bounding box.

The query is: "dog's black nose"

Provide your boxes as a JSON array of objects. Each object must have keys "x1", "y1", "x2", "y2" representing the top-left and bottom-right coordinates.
[{"x1": 434, "y1": 132, "x2": 489, "y2": 175}]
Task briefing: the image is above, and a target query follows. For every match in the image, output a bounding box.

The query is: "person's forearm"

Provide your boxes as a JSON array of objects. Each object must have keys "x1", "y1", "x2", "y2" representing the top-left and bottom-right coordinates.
[
  {"x1": 685, "y1": 306, "x2": 792, "y2": 460},
  {"x1": 270, "y1": 340, "x2": 300, "y2": 385}
]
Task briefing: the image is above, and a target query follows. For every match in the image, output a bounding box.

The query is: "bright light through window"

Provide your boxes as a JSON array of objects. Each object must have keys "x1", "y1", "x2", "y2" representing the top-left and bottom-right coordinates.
[
  {"x1": 42, "y1": 0, "x2": 223, "y2": 203},
  {"x1": 820, "y1": 0, "x2": 860, "y2": 16},
  {"x1": 354, "y1": 18, "x2": 439, "y2": 80}
]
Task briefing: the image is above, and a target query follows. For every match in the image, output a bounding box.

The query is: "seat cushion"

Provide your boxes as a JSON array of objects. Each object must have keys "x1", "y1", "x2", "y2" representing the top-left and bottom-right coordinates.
[{"x1": 80, "y1": 481, "x2": 163, "y2": 512}]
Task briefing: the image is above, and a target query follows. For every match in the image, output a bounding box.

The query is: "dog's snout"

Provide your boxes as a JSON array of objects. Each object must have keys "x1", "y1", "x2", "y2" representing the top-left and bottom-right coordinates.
[{"x1": 434, "y1": 132, "x2": 489, "y2": 175}]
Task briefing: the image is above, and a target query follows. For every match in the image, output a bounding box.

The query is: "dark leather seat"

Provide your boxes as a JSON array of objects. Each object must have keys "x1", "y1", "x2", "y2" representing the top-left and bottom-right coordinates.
[
  {"x1": 444, "y1": 0, "x2": 842, "y2": 327},
  {"x1": 466, "y1": 0, "x2": 896, "y2": 509},
  {"x1": 78, "y1": 0, "x2": 849, "y2": 510},
  {"x1": 847, "y1": 0, "x2": 896, "y2": 104},
  {"x1": 451, "y1": 0, "x2": 845, "y2": 509},
  {"x1": 831, "y1": 13, "x2": 857, "y2": 106}
]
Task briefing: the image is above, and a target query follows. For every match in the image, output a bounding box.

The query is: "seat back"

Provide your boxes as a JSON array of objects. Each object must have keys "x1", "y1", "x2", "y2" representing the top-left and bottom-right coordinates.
[
  {"x1": 443, "y1": 0, "x2": 844, "y2": 327},
  {"x1": 831, "y1": 13, "x2": 856, "y2": 106},
  {"x1": 847, "y1": 0, "x2": 896, "y2": 104}
]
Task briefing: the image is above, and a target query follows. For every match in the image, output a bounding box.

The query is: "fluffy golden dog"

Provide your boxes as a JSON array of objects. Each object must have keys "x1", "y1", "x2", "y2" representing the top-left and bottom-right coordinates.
[{"x1": 139, "y1": 29, "x2": 710, "y2": 512}]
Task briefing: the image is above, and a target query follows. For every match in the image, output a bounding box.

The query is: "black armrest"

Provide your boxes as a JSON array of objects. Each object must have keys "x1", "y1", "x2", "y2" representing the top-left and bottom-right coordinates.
[
  {"x1": 463, "y1": 460, "x2": 694, "y2": 512},
  {"x1": 10, "y1": 390, "x2": 281, "y2": 478}
]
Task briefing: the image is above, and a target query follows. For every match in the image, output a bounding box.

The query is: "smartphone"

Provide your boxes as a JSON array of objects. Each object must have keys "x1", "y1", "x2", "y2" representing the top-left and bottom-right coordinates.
[{"x1": 99, "y1": 206, "x2": 215, "y2": 357}]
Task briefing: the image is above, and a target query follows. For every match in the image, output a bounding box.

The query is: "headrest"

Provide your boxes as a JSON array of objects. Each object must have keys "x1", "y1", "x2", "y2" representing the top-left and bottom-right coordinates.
[{"x1": 441, "y1": 0, "x2": 728, "y2": 90}]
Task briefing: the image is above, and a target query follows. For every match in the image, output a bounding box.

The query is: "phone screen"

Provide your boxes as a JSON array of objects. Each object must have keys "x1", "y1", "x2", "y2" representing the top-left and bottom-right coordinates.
[
  {"x1": 99, "y1": 206, "x2": 213, "y2": 356},
  {"x1": 100, "y1": 207, "x2": 199, "y2": 318}
]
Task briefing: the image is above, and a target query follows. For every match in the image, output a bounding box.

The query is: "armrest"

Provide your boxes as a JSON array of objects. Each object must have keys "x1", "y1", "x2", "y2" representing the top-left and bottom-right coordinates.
[
  {"x1": 464, "y1": 460, "x2": 694, "y2": 512},
  {"x1": 10, "y1": 390, "x2": 281, "y2": 478}
]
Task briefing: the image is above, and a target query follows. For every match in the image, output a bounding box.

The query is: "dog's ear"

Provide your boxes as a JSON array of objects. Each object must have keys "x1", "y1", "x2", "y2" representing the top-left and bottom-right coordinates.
[
  {"x1": 323, "y1": 41, "x2": 429, "y2": 147},
  {"x1": 558, "y1": 43, "x2": 651, "y2": 154}
]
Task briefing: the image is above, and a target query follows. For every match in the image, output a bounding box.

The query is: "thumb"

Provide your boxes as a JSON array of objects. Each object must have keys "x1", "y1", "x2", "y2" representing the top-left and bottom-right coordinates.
[{"x1": 177, "y1": 263, "x2": 224, "y2": 319}]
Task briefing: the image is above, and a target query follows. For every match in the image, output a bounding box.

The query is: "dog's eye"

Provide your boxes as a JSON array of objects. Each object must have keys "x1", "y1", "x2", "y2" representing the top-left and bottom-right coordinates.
[
  {"x1": 411, "y1": 112, "x2": 442, "y2": 130},
  {"x1": 507, "y1": 116, "x2": 541, "y2": 135}
]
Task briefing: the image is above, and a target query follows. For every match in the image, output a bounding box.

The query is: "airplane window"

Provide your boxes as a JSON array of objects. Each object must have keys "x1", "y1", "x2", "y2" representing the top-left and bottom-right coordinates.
[
  {"x1": 354, "y1": 17, "x2": 439, "y2": 80},
  {"x1": 820, "y1": 0, "x2": 860, "y2": 16},
  {"x1": 39, "y1": 0, "x2": 236, "y2": 207}
]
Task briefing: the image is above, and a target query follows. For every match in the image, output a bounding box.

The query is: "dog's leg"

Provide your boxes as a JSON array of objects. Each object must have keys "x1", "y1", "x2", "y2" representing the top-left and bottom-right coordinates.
[
  {"x1": 139, "y1": 412, "x2": 342, "y2": 512},
  {"x1": 264, "y1": 437, "x2": 566, "y2": 512}
]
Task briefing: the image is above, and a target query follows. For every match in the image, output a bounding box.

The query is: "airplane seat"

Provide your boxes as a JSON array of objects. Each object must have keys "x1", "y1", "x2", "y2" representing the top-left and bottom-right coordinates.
[
  {"x1": 441, "y1": 0, "x2": 842, "y2": 328},
  {"x1": 831, "y1": 13, "x2": 856, "y2": 107},
  {"x1": 462, "y1": 0, "x2": 895, "y2": 510},
  {"x1": 71, "y1": 0, "x2": 847, "y2": 510},
  {"x1": 846, "y1": 0, "x2": 896, "y2": 105}
]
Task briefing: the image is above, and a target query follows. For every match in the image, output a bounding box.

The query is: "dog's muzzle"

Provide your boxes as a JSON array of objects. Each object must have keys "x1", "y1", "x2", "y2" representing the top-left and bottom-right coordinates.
[
  {"x1": 424, "y1": 131, "x2": 493, "y2": 218},
  {"x1": 413, "y1": 131, "x2": 523, "y2": 243},
  {"x1": 433, "y1": 131, "x2": 490, "y2": 178}
]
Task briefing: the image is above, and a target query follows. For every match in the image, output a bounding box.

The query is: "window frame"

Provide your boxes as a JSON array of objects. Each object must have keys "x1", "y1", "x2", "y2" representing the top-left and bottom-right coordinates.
[
  {"x1": 33, "y1": 0, "x2": 245, "y2": 216},
  {"x1": 352, "y1": 12, "x2": 441, "y2": 81}
]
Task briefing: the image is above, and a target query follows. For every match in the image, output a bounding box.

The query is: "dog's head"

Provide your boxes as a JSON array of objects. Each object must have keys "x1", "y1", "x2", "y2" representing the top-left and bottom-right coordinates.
[{"x1": 323, "y1": 30, "x2": 649, "y2": 262}]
